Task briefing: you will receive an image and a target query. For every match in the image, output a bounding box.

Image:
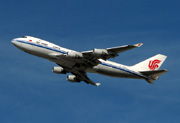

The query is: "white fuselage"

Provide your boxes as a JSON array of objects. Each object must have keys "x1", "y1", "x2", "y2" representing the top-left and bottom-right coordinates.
[{"x1": 11, "y1": 37, "x2": 148, "y2": 80}]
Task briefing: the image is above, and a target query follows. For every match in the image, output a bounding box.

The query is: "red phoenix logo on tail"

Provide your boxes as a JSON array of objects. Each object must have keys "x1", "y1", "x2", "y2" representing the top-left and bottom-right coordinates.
[{"x1": 148, "y1": 59, "x2": 161, "y2": 71}]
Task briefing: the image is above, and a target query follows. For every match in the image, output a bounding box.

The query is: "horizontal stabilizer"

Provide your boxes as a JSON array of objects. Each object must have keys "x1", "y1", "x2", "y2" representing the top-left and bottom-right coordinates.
[{"x1": 140, "y1": 69, "x2": 168, "y2": 80}]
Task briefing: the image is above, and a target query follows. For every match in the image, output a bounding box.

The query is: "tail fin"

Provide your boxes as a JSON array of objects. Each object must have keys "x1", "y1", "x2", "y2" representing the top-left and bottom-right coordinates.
[
  {"x1": 131, "y1": 54, "x2": 167, "y2": 71},
  {"x1": 131, "y1": 54, "x2": 167, "y2": 84}
]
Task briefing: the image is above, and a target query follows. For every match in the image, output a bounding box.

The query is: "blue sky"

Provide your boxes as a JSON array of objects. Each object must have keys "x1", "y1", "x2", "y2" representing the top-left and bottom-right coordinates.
[{"x1": 0, "y1": 0, "x2": 180, "y2": 122}]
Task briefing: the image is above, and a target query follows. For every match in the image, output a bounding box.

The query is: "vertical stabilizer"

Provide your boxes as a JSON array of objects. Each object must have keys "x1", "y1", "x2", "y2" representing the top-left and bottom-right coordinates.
[{"x1": 131, "y1": 54, "x2": 167, "y2": 71}]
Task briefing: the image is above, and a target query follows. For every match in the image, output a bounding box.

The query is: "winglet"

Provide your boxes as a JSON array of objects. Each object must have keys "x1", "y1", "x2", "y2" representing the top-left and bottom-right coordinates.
[
  {"x1": 96, "y1": 83, "x2": 101, "y2": 86},
  {"x1": 134, "y1": 43, "x2": 143, "y2": 47}
]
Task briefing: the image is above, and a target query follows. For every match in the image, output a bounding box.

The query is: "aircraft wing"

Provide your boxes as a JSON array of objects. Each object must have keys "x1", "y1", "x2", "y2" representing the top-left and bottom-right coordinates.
[
  {"x1": 82, "y1": 43, "x2": 143, "y2": 60},
  {"x1": 106, "y1": 43, "x2": 143, "y2": 54},
  {"x1": 71, "y1": 70, "x2": 101, "y2": 86}
]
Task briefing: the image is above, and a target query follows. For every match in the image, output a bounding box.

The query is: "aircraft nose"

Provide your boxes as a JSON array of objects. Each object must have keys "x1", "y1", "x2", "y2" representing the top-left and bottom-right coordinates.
[
  {"x1": 11, "y1": 39, "x2": 17, "y2": 45},
  {"x1": 11, "y1": 38, "x2": 19, "y2": 47},
  {"x1": 11, "y1": 40, "x2": 15, "y2": 44}
]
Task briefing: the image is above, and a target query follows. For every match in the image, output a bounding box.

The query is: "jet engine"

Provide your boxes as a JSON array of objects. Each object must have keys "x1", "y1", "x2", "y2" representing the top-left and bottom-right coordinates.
[
  {"x1": 52, "y1": 66, "x2": 66, "y2": 74},
  {"x1": 66, "y1": 51, "x2": 83, "y2": 58},
  {"x1": 93, "y1": 49, "x2": 108, "y2": 56},
  {"x1": 66, "y1": 75, "x2": 80, "y2": 82}
]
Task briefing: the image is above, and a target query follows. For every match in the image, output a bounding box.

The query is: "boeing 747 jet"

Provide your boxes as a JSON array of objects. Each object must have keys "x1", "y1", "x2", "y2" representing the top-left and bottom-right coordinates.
[{"x1": 12, "y1": 36, "x2": 167, "y2": 86}]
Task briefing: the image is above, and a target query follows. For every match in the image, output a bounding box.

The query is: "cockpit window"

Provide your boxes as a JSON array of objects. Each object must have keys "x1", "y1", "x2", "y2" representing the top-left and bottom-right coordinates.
[{"x1": 22, "y1": 36, "x2": 27, "y2": 38}]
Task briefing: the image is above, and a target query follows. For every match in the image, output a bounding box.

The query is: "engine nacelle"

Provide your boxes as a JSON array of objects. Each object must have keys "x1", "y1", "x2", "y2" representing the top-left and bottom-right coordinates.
[
  {"x1": 66, "y1": 51, "x2": 83, "y2": 58},
  {"x1": 93, "y1": 49, "x2": 108, "y2": 56},
  {"x1": 66, "y1": 75, "x2": 80, "y2": 82},
  {"x1": 52, "y1": 66, "x2": 66, "y2": 74}
]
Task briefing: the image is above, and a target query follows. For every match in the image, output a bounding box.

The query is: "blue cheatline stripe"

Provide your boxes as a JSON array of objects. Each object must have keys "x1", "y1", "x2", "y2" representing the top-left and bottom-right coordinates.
[
  {"x1": 15, "y1": 40, "x2": 148, "y2": 79},
  {"x1": 15, "y1": 40, "x2": 67, "y2": 54},
  {"x1": 101, "y1": 62, "x2": 149, "y2": 79}
]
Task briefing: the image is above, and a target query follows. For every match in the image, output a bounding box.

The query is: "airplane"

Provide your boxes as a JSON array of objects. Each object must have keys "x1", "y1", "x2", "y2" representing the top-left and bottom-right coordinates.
[{"x1": 11, "y1": 36, "x2": 168, "y2": 86}]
